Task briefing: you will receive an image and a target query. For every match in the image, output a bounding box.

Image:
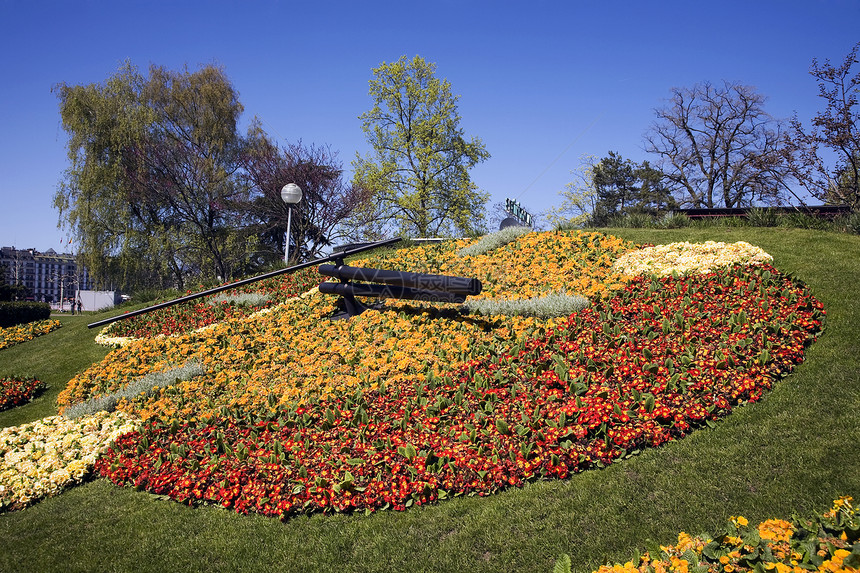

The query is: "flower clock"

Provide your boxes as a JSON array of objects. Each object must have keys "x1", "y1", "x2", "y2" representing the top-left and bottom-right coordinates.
[{"x1": 2, "y1": 232, "x2": 827, "y2": 519}]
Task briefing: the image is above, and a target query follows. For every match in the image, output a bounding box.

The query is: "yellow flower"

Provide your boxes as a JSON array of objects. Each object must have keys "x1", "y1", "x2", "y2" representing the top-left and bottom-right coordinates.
[
  {"x1": 1, "y1": 411, "x2": 140, "y2": 509},
  {"x1": 612, "y1": 241, "x2": 773, "y2": 278},
  {"x1": 758, "y1": 519, "x2": 794, "y2": 543}
]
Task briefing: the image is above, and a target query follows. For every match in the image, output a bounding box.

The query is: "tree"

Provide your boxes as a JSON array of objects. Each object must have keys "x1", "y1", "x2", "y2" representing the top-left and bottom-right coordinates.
[
  {"x1": 0, "y1": 276, "x2": 28, "y2": 302},
  {"x1": 590, "y1": 152, "x2": 676, "y2": 224},
  {"x1": 547, "y1": 153, "x2": 676, "y2": 228},
  {"x1": 352, "y1": 55, "x2": 490, "y2": 238},
  {"x1": 545, "y1": 155, "x2": 600, "y2": 228},
  {"x1": 785, "y1": 42, "x2": 860, "y2": 210},
  {"x1": 241, "y1": 122, "x2": 371, "y2": 263},
  {"x1": 644, "y1": 81, "x2": 787, "y2": 209},
  {"x1": 54, "y1": 63, "x2": 251, "y2": 290}
]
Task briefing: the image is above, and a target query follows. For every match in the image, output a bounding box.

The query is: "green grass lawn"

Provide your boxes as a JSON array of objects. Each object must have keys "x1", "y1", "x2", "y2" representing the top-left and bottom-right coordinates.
[{"x1": 1, "y1": 227, "x2": 858, "y2": 573}]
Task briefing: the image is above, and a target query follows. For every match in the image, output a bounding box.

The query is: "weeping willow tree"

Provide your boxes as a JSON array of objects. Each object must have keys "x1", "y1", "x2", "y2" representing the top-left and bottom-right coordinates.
[{"x1": 54, "y1": 62, "x2": 253, "y2": 291}]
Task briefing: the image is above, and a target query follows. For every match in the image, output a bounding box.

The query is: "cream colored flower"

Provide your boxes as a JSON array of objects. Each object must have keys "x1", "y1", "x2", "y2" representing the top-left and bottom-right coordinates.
[
  {"x1": 0, "y1": 411, "x2": 140, "y2": 510},
  {"x1": 612, "y1": 241, "x2": 773, "y2": 277}
]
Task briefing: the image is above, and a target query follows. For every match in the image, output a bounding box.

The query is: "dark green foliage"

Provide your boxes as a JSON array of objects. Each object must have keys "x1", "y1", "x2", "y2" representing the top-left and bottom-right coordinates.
[
  {"x1": 777, "y1": 211, "x2": 834, "y2": 230},
  {"x1": 0, "y1": 302, "x2": 50, "y2": 327},
  {"x1": 606, "y1": 212, "x2": 655, "y2": 228},
  {"x1": 591, "y1": 152, "x2": 677, "y2": 226},
  {"x1": 837, "y1": 211, "x2": 860, "y2": 234},
  {"x1": 0, "y1": 277, "x2": 29, "y2": 302},
  {"x1": 746, "y1": 207, "x2": 780, "y2": 227},
  {"x1": 657, "y1": 212, "x2": 690, "y2": 229}
]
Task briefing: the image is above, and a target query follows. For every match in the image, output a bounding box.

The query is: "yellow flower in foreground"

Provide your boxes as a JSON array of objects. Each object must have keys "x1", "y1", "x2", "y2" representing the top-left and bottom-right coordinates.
[
  {"x1": 595, "y1": 562, "x2": 639, "y2": 573},
  {"x1": 820, "y1": 549, "x2": 854, "y2": 573},
  {"x1": 731, "y1": 515, "x2": 749, "y2": 528},
  {"x1": 675, "y1": 532, "x2": 700, "y2": 553}
]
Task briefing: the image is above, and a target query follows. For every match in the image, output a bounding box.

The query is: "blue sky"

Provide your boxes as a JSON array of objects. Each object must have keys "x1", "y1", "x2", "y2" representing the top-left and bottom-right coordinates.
[{"x1": 1, "y1": 0, "x2": 858, "y2": 252}]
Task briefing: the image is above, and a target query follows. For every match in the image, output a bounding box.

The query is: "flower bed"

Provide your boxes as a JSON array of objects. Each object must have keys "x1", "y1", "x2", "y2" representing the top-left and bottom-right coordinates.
[
  {"x1": 6, "y1": 231, "x2": 820, "y2": 519},
  {"x1": 357, "y1": 230, "x2": 634, "y2": 300},
  {"x1": 60, "y1": 232, "x2": 635, "y2": 417},
  {"x1": 95, "y1": 262, "x2": 823, "y2": 518},
  {"x1": 0, "y1": 411, "x2": 140, "y2": 511},
  {"x1": 566, "y1": 497, "x2": 860, "y2": 573},
  {"x1": 0, "y1": 319, "x2": 61, "y2": 350},
  {"x1": 612, "y1": 241, "x2": 773, "y2": 277},
  {"x1": 0, "y1": 377, "x2": 46, "y2": 411},
  {"x1": 102, "y1": 267, "x2": 323, "y2": 341}
]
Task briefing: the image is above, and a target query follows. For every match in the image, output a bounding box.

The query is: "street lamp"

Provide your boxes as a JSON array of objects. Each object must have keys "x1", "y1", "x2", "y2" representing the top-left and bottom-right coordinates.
[{"x1": 280, "y1": 183, "x2": 303, "y2": 263}]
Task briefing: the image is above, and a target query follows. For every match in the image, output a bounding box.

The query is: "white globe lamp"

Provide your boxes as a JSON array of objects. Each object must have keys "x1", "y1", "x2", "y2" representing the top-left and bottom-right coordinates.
[{"x1": 280, "y1": 183, "x2": 303, "y2": 263}]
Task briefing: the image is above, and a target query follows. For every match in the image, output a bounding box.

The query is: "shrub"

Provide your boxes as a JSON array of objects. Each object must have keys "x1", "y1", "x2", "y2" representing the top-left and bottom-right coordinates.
[
  {"x1": 62, "y1": 362, "x2": 205, "y2": 419},
  {"x1": 746, "y1": 207, "x2": 780, "y2": 227},
  {"x1": 554, "y1": 218, "x2": 588, "y2": 231},
  {"x1": 608, "y1": 213, "x2": 654, "y2": 228},
  {"x1": 657, "y1": 212, "x2": 690, "y2": 229},
  {"x1": 464, "y1": 292, "x2": 590, "y2": 318},
  {"x1": 0, "y1": 302, "x2": 51, "y2": 328},
  {"x1": 778, "y1": 211, "x2": 834, "y2": 230},
  {"x1": 720, "y1": 216, "x2": 749, "y2": 227},
  {"x1": 457, "y1": 225, "x2": 532, "y2": 257},
  {"x1": 838, "y1": 211, "x2": 860, "y2": 234},
  {"x1": 207, "y1": 293, "x2": 271, "y2": 307},
  {"x1": 125, "y1": 288, "x2": 181, "y2": 306},
  {"x1": 690, "y1": 217, "x2": 721, "y2": 228}
]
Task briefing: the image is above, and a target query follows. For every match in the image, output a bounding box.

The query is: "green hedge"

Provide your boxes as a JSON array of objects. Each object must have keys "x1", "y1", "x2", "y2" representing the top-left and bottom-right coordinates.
[{"x1": 0, "y1": 302, "x2": 51, "y2": 328}]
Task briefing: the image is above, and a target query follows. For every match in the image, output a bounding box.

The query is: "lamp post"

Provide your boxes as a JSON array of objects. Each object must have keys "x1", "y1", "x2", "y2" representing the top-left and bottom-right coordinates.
[{"x1": 280, "y1": 183, "x2": 303, "y2": 263}]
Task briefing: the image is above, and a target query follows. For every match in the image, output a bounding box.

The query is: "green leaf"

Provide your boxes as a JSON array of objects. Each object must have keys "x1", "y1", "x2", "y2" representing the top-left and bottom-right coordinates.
[
  {"x1": 644, "y1": 540, "x2": 663, "y2": 559},
  {"x1": 553, "y1": 554, "x2": 572, "y2": 573},
  {"x1": 681, "y1": 549, "x2": 699, "y2": 566},
  {"x1": 495, "y1": 419, "x2": 511, "y2": 435},
  {"x1": 644, "y1": 394, "x2": 655, "y2": 413}
]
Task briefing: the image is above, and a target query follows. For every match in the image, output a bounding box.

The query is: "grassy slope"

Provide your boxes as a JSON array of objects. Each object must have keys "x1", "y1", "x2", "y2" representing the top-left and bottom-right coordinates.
[
  {"x1": 0, "y1": 228, "x2": 857, "y2": 573},
  {"x1": 0, "y1": 315, "x2": 111, "y2": 426}
]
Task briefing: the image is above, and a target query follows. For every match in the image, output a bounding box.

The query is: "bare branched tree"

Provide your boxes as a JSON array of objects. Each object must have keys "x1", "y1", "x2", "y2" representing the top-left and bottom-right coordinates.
[
  {"x1": 644, "y1": 81, "x2": 788, "y2": 209},
  {"x1": 784, "y1": 42, "x2": 860, "y2": 210}
]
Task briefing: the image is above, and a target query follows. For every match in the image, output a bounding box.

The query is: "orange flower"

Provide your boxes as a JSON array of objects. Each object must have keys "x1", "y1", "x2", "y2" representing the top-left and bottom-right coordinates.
[{"x1": 758, "y1": 519, "x2": 794, "y2": 543}]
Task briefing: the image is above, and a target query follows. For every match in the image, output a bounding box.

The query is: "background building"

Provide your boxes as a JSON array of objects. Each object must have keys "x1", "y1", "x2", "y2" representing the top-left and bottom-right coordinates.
[{"x1": 0, "y1": 246, "x2": 91, "y2": 304}]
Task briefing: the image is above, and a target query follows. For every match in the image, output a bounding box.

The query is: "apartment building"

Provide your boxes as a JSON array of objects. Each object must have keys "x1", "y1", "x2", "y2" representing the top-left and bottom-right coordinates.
[{"x1": 0, "y1": 246, "x2": 91, "y2": 303}]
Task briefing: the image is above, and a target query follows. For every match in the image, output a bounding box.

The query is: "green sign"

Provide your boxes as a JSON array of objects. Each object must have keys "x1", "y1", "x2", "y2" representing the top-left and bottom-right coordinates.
[{"x1": 505, "y1": 198, "x2": 533, "y2": 227}]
